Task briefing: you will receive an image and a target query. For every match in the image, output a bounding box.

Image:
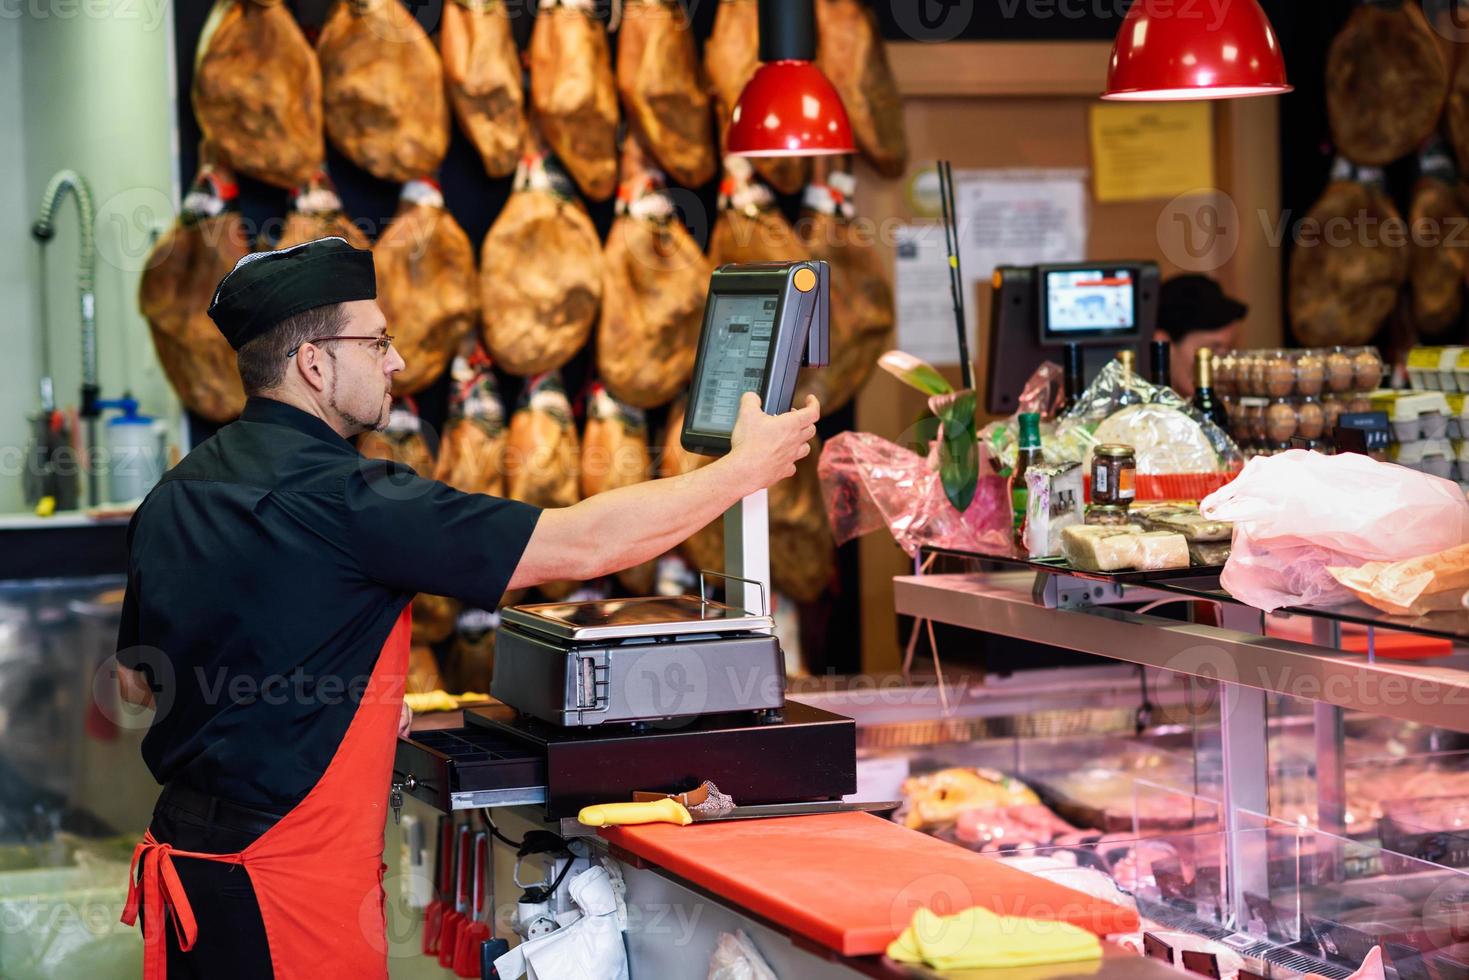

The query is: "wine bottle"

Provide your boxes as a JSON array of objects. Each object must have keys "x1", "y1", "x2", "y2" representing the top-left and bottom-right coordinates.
[
  {"x1": 1150, "y1": 340, "x2": 1171, "y2": 388},
  {"x1": 1192, "y1": 348, "x2": 1229, "y2": 431},
  {"x1": 1061, "y1": 343, "x2": 1084, "y2": 415},
  {"x1": 1116, "y1": 349, "x2": 1142, "y2": 406}
]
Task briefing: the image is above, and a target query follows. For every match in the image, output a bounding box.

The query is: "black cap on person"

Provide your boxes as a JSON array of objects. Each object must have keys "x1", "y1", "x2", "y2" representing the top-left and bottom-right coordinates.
[{"x1": 207, "y1": 237, "x2": 376, "y2": 351}]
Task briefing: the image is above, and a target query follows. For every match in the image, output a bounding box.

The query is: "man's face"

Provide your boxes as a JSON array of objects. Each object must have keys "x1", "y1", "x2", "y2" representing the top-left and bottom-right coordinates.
[
  {"x1": 1162, "y1": 324, "x2": 1237, "y2": 398},
  {"x1": 324, "y1": 300, "x2": 404, "y2": 433}
]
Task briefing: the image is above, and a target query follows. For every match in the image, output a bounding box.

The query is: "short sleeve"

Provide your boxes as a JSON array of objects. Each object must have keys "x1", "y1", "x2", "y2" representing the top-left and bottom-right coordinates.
[{"x1": 345, "y1": 459, "x2": 541, "y2": 606}]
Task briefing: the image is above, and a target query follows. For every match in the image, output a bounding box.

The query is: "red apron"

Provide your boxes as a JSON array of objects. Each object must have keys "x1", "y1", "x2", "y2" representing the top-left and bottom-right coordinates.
[{"x1": 123, "y1": 607, "x2": 412, "y2": 980}]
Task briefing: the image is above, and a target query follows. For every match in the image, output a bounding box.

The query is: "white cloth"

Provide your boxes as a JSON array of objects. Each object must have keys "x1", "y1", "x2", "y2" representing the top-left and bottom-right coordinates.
[{"x1": 494, "y1": 866, "x2": 629, "y2": 980}]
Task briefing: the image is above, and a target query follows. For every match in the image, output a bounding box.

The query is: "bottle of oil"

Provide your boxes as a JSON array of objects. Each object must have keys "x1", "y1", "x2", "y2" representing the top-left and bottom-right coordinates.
[{"x1": 1011, "y1": 412, "x2": 1042, "y2": 551}]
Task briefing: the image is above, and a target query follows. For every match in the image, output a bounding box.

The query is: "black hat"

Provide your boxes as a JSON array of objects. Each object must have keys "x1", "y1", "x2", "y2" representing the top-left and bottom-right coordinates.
[
  {"x1": 207, "y1": 237, "x2": 376, "y2": 350},
  {"x1": 1156, "y1": 274, "x2": 1248, "y2": 342}
]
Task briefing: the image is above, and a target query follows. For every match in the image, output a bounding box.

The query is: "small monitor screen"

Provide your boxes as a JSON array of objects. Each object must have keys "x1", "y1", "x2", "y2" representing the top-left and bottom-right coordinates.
[
  {"x1": 689, "y1": 292, "x2": 779, "y2": 435},
  {"x1": 1044, "y1": 268, "x2": 1136, "y2": 334}
]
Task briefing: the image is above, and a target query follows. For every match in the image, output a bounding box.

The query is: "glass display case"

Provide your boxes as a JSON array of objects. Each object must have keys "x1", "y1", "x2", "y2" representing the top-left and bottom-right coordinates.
[{"x1": 826, "y1": 550, "x2": 1469, "y2": 977}]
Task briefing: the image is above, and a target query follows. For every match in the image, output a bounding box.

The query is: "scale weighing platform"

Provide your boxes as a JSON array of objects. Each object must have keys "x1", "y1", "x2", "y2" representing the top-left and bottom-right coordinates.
[{"x1": 394, "y1": 260, "x2": 856, "y2": 817}]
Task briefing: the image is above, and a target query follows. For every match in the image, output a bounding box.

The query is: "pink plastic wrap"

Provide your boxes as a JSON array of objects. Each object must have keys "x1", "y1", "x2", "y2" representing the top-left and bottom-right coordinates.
[
  {"x1": 1201, "y1": 450, "x2": 1469, "y2": 611},
  {"x1": 818, "y1": 431, "x2": 1011, "y2": 558}
]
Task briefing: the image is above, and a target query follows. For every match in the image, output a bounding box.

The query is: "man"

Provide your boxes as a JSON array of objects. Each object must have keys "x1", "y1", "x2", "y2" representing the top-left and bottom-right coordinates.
[
  {"x1": 115, "y1": 238, "x2": 818, "y2": 979},
  {"x1": 1154, "y1": 273, "x2": 1248, "y2": 398}
]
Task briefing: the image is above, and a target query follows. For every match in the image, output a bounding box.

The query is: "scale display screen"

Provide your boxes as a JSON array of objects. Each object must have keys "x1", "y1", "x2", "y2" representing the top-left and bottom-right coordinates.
[
  {"x1": 1042, "y1": 268, "x2": 1137, "y2": 336},
  {"x1": 682, "y1": 261, "x2": 828, "y2": 456},
  {"x1": 688, "y1": 293, "x2": 780, "y2": 436}
]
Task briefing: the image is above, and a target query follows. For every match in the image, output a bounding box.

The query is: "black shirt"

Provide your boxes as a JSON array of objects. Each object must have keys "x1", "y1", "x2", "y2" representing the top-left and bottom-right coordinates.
[{"x1": 116, "y1": 397, "x2": 540, "y2": 810}]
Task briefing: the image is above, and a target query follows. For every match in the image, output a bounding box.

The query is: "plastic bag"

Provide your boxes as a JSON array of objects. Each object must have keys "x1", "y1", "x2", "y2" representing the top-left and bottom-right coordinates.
[
  {"x1": 1201, "y1": 450, "x2": 1469, "y2": 611},
  {"x1": 818, "y1": 431, "x2": 1010, "y2": 558},
  {"x1": 1057, "y1": 358, "x2": 1239, "y2": 470}
]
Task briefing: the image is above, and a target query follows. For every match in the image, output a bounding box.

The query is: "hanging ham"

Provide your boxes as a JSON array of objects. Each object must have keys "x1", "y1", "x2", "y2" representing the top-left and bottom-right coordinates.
[
  {"x1": 137, "y1": 164, "x2": 248, "y2": 423},
  {"x1": 616, "y1": 0, "x2": 715, "y2": 188},
  {"x1": 794, "y1": 166, "x2": 892, "y2": 412},
  {"x1": 506, "y1": 372, "x2": 581, "y2": 598},
  {"x1": 704, "y1": 0, "x2": 807, "y2": 194},
  {"x1": 481, "y1": 153, "x2": 602, "y2": 375},
  {"x1": 582, "y1": 384, "x2": 658, "y2": 593},
  {"x1": 441, "y1": 0, "x2": 527, "y2": 179},
  {"x1": 412, "y1": 594, "x2": 461, "y2": 646},
  {"x1": 1408, "y1": 146, "x2": 1466, "y2": 340},
  {"x1": 815, "y1": 0, "x2": 907, "y2": 178},
  {"x1": 435, "y1": 350, "x2": 508, "y2": 496},
  {"x1": 505, "y1": 372, "x2": 579, "y2": 508},
  {"x1": 660, "y1": 397, "x2": 724, "y2": 575},
  {"x1": 1326, "y1": 3, "x2": 1447, "y2": 166},
  {"x1": 529, "y1": 0, "x2": 618, "y2": 201},
  {"x1": 317, "y1": 0, "x2": 449, "y2": 182},
  {"x1": 1289, "y1": 162, "x2": 1409, "y2": 347},
  {"x1": 192, "y1": 0, "x2": 323, "y2": 189},
  {"x1": 375, "y1": 179, "x2": 478, "y2": 397},
  {"x1": 598, "y1": 137, "x2": 712, "y2": 408},
  {"x1": 270, "y1": 168, "x2": 368, "y2": 251},
  {"x1": 708, "y1": 155, "x2": 811, "y2": 266},
  {"x1": 1446, "y1": 28, "x2": 1469, "y2": 175}
]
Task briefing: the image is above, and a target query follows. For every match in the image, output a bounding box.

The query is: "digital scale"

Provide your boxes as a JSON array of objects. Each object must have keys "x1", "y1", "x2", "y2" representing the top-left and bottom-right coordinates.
[
  {"x1": 396, "y1": 261, "x2": 853, "y2": 819},
  {"x1": 985, "y1": 261, "x2": 1160, "y2": 415}
]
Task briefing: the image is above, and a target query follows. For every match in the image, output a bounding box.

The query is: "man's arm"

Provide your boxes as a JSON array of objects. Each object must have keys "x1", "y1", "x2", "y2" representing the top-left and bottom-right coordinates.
[{"x1": 510, "y1": 392, "x2": 819, "y2": 588}]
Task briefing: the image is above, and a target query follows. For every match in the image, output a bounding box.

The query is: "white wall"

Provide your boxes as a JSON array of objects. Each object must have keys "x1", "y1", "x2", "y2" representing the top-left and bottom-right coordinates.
[
  {"x1": 0, "y1": 18, "x2": 40, "y2": 516},
  {"x1": 0, "y1": 0, "x2": 181, "y2": 514}
]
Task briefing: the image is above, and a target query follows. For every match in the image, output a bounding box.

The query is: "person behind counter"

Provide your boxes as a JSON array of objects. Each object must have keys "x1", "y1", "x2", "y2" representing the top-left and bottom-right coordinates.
[
  {"x1": 113, "y1": 237, "x2": 819, "y2": 979},
  {"x1": 1154, "y1": 273, "x2": 1248, "y2": 398}
]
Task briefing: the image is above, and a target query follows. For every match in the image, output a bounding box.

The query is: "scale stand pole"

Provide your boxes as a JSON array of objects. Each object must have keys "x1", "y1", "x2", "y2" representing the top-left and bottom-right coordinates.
[{"x1": 723, "y1": 489, "x2": 770, "y2": 617}]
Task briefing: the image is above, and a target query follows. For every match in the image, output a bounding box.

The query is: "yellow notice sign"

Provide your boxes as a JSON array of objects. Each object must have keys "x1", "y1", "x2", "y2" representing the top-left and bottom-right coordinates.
[{"x1": 1089, "y1": 102, "x2": 1215, "y2": 202}]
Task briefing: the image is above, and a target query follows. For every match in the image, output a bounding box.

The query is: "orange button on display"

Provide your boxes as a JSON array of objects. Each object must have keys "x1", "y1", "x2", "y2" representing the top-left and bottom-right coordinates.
[{"x1": 793, "y1": 267, "x2": 816, "y2": 292}]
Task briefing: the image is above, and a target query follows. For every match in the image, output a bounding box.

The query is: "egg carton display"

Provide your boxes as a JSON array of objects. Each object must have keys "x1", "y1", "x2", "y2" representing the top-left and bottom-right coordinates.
[
  {"x1": 1215, "y1": 346, "x2": 1383, "y2": 400},
  {"x1": 1226, "y1": 392, "x2": 1371, "y2": 457},
  {"x1": 1405, "y1": 346, "x2": 1469, "y2": 392}
]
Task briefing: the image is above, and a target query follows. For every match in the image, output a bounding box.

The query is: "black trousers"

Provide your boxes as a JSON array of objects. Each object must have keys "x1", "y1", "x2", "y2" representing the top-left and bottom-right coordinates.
[{"x1": 142, "y1": 787, "x2": 280, "y2": 979}]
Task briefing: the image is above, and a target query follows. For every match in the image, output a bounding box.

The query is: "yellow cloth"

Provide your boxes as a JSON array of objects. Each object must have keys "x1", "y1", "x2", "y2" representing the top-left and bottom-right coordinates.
[
  {"x1": 403, "y1": 690, "x2": 488, "y2": 713},
  {"x1": 886, "y1": 907, "x2": 1102, "y2": 971}
]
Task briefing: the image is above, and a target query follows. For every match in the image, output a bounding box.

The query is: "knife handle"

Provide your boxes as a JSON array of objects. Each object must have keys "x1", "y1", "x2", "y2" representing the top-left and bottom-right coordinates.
[{"x1": 578, "y1": 799, "x2": 693, "y2": 827}]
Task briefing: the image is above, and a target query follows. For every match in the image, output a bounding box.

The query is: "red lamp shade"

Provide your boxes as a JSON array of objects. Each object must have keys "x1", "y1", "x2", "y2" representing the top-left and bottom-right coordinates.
[
  {"x1": 727, "y1": 60, "x2": 855, "y2": 157},
  {"x1": 1103, "y1": 0, "x2": 1291, "y2": 101}
]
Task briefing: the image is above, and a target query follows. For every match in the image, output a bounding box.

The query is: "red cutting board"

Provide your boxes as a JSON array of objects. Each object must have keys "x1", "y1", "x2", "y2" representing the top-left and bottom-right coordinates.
[{"x1": 601, "y1": 812, "x2": 1139, "y2": 957}]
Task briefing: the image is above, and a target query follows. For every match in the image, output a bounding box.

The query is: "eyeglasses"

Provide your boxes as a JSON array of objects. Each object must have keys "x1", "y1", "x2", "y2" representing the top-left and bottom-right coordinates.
[{"x1": 287, "y1": 335, "x2": 395, "y2": 358}]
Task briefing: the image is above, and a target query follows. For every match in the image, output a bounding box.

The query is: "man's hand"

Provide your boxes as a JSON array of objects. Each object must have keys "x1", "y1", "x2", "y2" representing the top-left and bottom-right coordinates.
[
  {"x1": 727, "y1": 392, "x2": 820, "y2": 493},
  {"x1": 398, "y1": 701, "x2": 413, "y2": 738}
]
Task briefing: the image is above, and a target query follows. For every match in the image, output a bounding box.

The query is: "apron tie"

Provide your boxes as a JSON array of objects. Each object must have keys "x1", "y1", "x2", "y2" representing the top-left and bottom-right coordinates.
[{"x1": 122, "y1": 829, "x2": 243, "y2": 980}]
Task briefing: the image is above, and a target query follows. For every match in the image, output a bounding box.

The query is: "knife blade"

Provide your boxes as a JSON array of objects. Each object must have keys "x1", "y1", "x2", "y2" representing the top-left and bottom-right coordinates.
[{"x1": 578, "y1": 798, "x2": 898, "y2": 827}]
